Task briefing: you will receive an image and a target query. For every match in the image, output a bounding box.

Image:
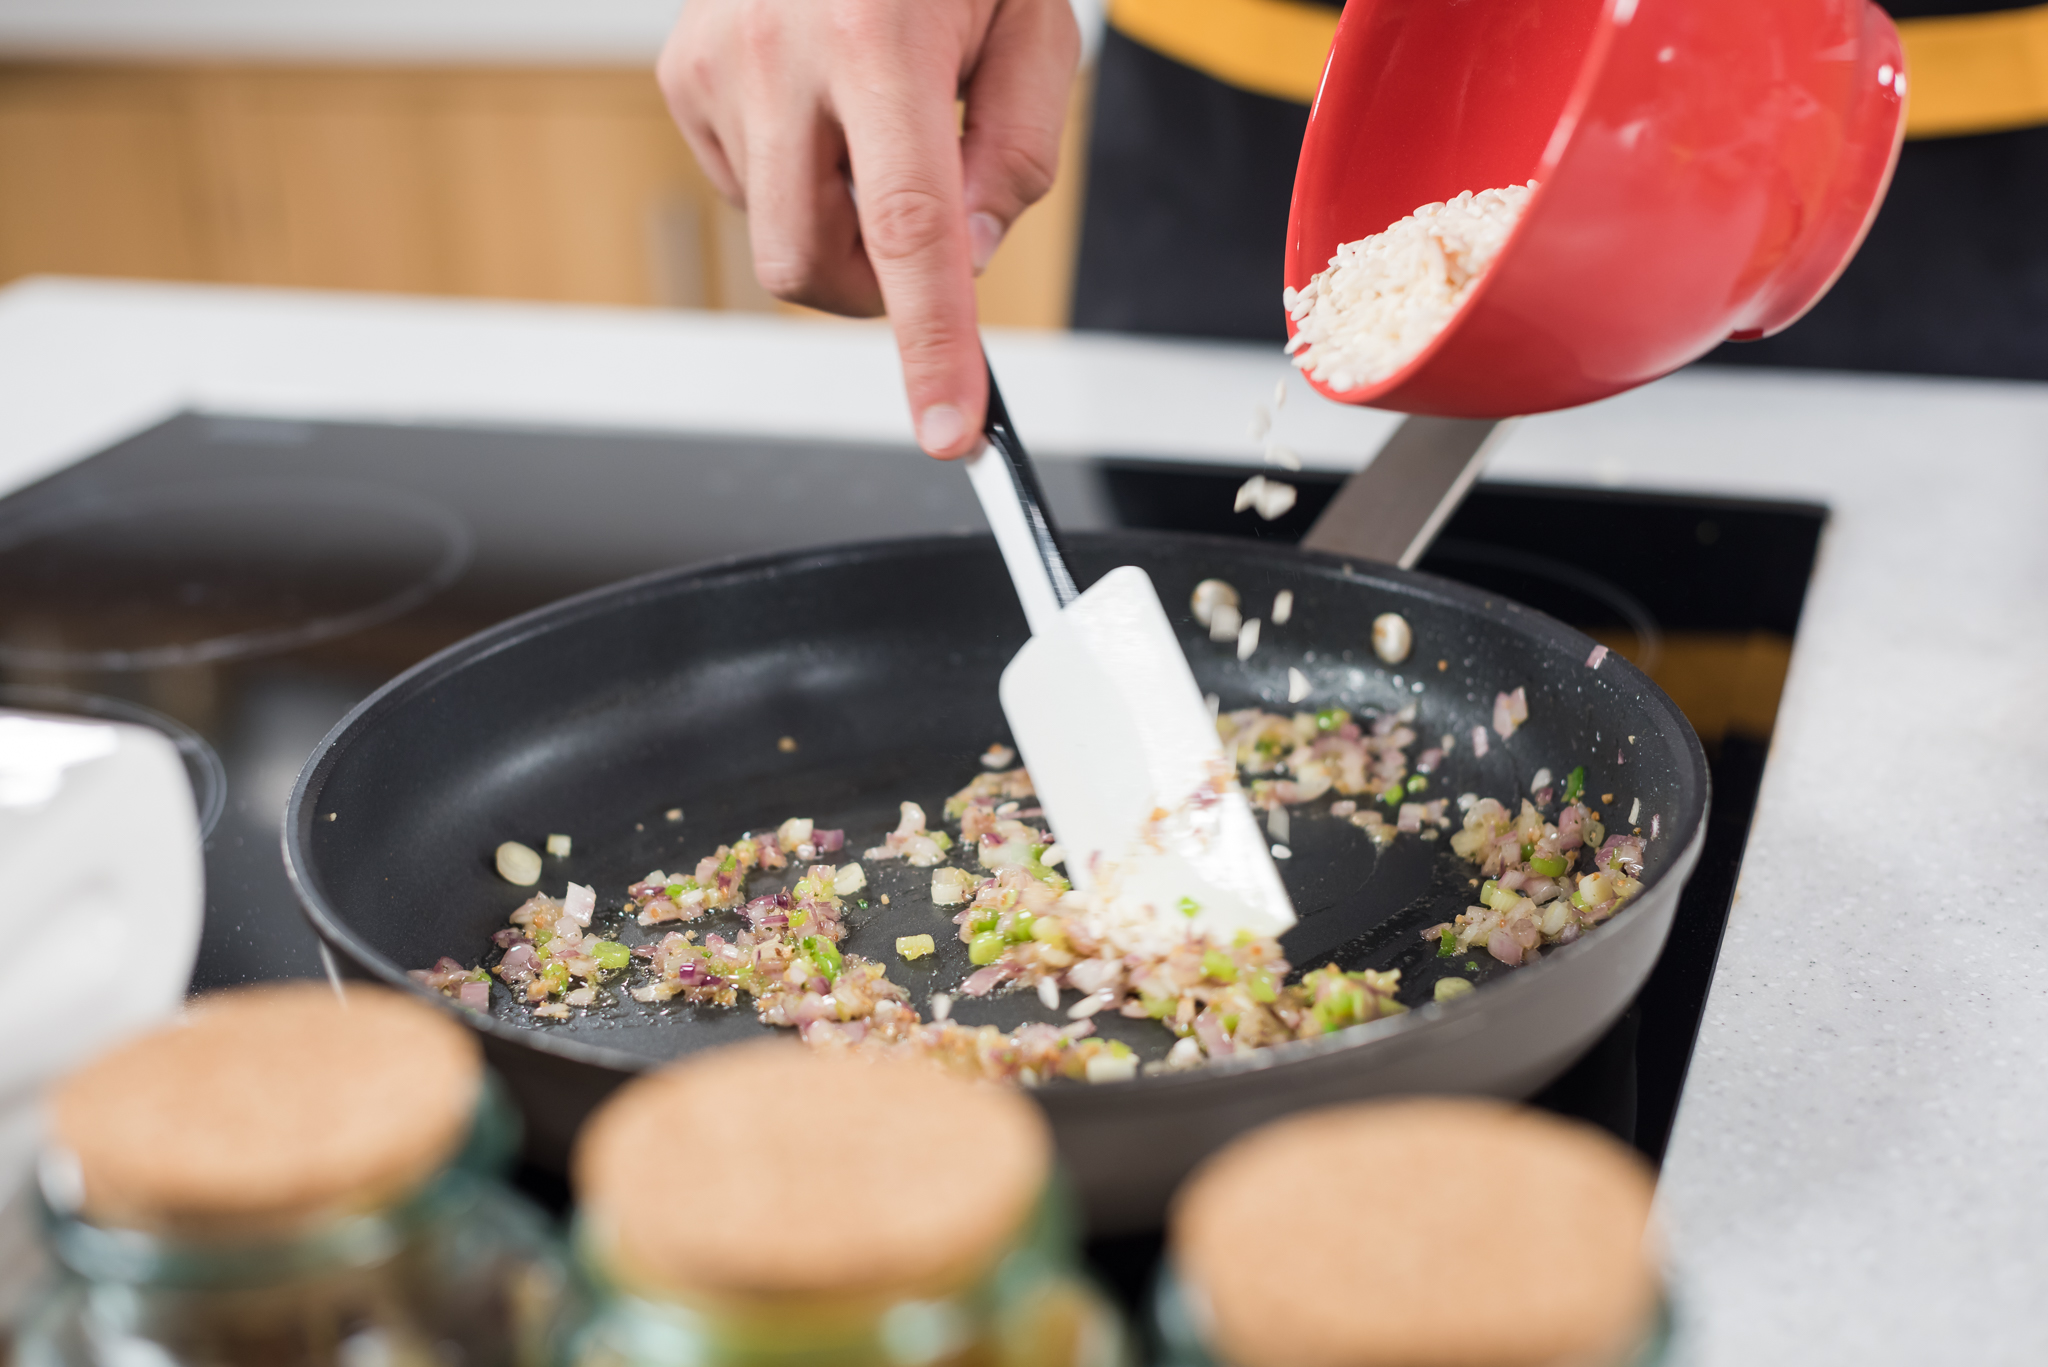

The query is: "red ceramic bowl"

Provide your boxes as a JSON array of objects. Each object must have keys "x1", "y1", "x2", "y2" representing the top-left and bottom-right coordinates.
[{"x1": 1285, "y1": 0, "x2": 1906, "y2": 417}]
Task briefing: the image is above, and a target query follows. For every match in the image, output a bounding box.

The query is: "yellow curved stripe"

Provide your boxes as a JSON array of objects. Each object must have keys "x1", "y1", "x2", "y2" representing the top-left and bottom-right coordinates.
[
  {"x1": 1108, "y1": 0, "x2": 1339, "y2": 105},
  {"x1": 1900, "y1": 4, "x2": 2048, "y2": 138},
  {"x1": 1111, "y1": 0, "x2": 2048, "y2": 139}
]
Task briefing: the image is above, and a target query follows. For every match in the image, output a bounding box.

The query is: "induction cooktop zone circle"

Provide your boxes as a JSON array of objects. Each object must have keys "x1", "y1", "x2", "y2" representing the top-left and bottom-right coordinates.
[{"x1": 0, "y1": 479, "x2": 473, "y2": 671}]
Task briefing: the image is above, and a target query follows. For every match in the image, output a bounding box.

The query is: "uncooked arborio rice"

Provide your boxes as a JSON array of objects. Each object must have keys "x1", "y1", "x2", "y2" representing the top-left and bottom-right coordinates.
[{"x1": 1284, "y1": 182, "x2": 1537, "y2": 391}]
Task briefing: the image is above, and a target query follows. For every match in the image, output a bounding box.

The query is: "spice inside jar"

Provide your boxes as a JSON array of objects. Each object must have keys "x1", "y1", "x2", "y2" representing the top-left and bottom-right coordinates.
[
  {"x1": 569, "y1": 1040, "x2": 1129, "y2": 1367},
  {"x1": 19, "y1": 982, "x2": 573, "y2": 1367}
]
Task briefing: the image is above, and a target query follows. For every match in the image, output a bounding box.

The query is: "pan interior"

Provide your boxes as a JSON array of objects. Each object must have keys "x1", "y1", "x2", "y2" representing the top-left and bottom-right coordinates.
[{"x1": 294, "y1": 533, "x2": 1705, "y2": 1069}]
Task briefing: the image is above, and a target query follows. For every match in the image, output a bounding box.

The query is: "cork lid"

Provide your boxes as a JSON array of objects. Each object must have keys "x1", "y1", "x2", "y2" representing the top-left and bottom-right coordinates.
[
  {"x1": 576, "y1": 1042, "x2": 1052, "y2": 1304},
  {"x1": 1171, "y1": 1098, "x2": 1660, "y2": 1367},
  {"x1": 49, "y1": 982, "x2": 482, "y2": 1238}
]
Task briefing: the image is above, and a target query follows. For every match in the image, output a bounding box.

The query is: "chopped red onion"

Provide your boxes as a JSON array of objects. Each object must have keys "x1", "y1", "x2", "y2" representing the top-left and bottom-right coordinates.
[
  {"x1": 961, "y1": 965, "x2": 1009, "y2": 997},
  {"x1": 562, "y1": 881, "x2": 596, "y2": 926},
  {"x1": 498, "y1": 944, "x2": 539, "y2": 982}
]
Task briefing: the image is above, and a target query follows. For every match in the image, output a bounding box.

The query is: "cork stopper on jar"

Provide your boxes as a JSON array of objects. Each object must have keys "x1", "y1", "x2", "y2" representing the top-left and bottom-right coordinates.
[
  {"x1": 1171, "y1": 1098, "x2": 1660, "y2": 1367},
  {"x1": 576, "y1": 1042, "x2": 1052, "y2": 1306},
  {"x1": 48, "y1": 982, "x2": 483, "y2": 1239}
]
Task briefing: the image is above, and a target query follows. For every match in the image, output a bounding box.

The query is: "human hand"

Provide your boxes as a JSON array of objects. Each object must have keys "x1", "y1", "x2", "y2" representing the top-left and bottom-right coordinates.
[{"x1": 659, "y1": 0, "x2": 1081, "y2": 458}]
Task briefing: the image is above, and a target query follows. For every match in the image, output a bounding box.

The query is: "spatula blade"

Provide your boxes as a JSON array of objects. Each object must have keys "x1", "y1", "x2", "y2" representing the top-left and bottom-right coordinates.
[{"x1": 998, "y1": 565, "x2": 1296, "y2": 940}]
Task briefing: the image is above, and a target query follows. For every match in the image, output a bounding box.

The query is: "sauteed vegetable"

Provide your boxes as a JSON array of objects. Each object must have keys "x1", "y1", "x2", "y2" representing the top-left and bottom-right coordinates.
[{"x1": 413, "y1": 698, "x2": 1652, "y2": 1082}]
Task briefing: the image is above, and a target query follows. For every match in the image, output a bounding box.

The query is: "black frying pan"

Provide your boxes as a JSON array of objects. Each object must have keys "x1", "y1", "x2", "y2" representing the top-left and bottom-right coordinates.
[{"x1": 285, "y1": 530, "x2": 1707, "y2": 1230}]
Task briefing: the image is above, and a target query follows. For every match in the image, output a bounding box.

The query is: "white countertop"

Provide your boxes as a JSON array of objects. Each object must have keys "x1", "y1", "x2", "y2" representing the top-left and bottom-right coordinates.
[
  {"x1": 0, "y1": 0, "x2": 681, "y2": 64},
  {"x1": 0, "y1": 0, "x2": 1108, "y2": 65},
  {"x1": 3, "y1": 276, "x2": 2042, "y2": 1363}
]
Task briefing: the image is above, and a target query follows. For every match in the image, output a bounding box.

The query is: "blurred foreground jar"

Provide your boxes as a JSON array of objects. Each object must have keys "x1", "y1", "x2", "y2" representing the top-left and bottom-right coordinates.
[
  {"x1": 1158, "y1": 1098, "x2": 1667, "y2": 1367},
  {"x1": 569, "y1": 1041, "x2": 1128, "y2": 1367},
  {"x1": 17, "y1": 983, "x2": 572, "y2": 1367}
]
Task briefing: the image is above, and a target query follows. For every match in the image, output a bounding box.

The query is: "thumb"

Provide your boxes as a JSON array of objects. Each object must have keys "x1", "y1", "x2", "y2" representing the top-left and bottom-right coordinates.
[{"x1": 960, "y1": 0, "x2": 1081, "y2": 273}]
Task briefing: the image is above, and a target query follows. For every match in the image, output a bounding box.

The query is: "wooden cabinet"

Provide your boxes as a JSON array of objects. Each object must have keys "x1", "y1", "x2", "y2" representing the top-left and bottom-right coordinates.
[{"x1": 0, "y1": 62, "x2": 1088, "y2": 327}]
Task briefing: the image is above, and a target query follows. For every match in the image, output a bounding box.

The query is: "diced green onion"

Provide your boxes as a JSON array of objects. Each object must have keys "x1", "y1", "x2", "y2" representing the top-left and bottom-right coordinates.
[
  {"x1": 1563, "y1": 766, "x2": 1586, "y2": 804},
  {"x1": 1530, "y1": 853, "x2": 1568, "y2": 878},
  {"x1": 931, "y1": 831, "x2": 954, "y2": 851},
  {"x1": 590, "y1": 940, "x2": 631, "y2": 970},
  {"x1": 1178, "y1": 896, "x2": 1201, "y2": 919},
  {"x1": 1315, "y1": 707, "x2": 1349, "y2": 732},
  {"x1": 1245, "y1": 969, "x2": 1277, "y2": 1003},
  {"x1": 1201, "y1": 949, "x2": 1238, "y2": 982},
  {"x1": 1438, "y1": 927, "x2": 1457, "y2": 958},
  {"x1": 969, "y1": 933, "x2": 1005, "y2": 966},
  {"x1": 1380, "y1": 779, "x2": 1405, "y2": 805},
  {"x1": 801, "y1": 935, "x2": 843, "y2": 979}
]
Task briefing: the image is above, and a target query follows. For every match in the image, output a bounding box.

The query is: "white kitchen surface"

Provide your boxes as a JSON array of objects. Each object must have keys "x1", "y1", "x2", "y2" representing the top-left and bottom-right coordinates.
[
  {"x1": 0, "y1": 0, "x2": 1110, "y2": 64},
  {"x1": 0, "y1": 0, "x2": 683, "y2": 63},
  {"x1": 2, "y1": 276, "x2": 2043, "y2": 1364}
]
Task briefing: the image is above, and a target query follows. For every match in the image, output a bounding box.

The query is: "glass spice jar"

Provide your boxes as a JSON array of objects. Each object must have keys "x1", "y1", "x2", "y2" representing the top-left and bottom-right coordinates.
[
  {"x1": 1155, "y1": 1097, "x2": 1671, "y2": 1367},
  {"x1": 566, "y1": 1041, "x2": 1128, "y2": 1367},
  {"x1": 16, "y1": 983, "x2": 574, "y2": 1367}
]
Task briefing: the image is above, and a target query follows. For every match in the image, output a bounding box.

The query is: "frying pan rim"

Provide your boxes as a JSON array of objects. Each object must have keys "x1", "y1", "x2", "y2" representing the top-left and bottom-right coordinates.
[{"x1": 284, "y1": 528, "x2": 1710, "y2": 1081}]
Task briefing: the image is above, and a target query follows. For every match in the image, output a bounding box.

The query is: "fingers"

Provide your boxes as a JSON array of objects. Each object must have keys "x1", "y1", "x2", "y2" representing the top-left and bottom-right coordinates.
[
  {"x1": 656, "y1": 4, "x2": 745, "y2": 204},
  {"x1": 736, "y1": 5, "x2": 883, "y2": 315},
  {"x1": 834, "y1": 4, "x2": 989, "y2": 458},
  {"x1": 961, "y1": 0, "x2": 1080, "y2": 272},
  {"x1": 744, "y1": 126, "x2": 884, "y2": 317}
]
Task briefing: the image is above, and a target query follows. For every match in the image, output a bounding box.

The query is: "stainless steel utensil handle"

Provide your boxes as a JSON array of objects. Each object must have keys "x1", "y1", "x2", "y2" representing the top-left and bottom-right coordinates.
[
  {"x1": 1301, "y1": 416, "x2": 1516, "y2": 568},
  {"x1": 965, "y1": 361, "x2": 1078, "y2": 636}
]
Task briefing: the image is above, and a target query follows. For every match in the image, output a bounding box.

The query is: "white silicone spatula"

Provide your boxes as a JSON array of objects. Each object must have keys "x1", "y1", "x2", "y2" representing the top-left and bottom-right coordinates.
[{"x1": 962, "y1": 365, "x2": 1295, "y2": 941}]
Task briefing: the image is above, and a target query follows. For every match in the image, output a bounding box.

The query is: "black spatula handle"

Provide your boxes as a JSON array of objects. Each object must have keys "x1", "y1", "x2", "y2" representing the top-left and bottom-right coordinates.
[{"x1": 980, "y1": 362, "x2": 1078, "y2": 609}]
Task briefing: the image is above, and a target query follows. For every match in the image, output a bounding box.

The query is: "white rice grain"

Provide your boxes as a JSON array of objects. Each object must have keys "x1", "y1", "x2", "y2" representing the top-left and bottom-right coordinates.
[{"x1": 1285, "y1": 182, "x2": 1538, "y2": 391}]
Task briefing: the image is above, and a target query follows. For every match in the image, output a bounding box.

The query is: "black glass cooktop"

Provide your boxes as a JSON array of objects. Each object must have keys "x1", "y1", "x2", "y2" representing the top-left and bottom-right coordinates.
[{"x1": 0, "y1": 412, "x2": 1822, "y2": 1299}]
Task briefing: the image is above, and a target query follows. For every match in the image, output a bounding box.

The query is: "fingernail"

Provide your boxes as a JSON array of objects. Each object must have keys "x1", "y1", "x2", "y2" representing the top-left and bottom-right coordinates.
[
  {"x1": 917, "y1": 403, "x2": 969, "y2": 455},
  {"x1": 968, "y1": 212, "x2": 1006, "y2": 274}
]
